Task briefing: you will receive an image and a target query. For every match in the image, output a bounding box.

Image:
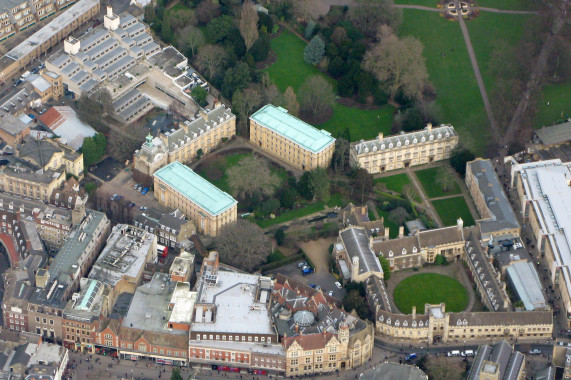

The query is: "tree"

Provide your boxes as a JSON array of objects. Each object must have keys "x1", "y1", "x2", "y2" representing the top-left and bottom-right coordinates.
[
  {"x1": 76, "y1": 93, "x2": 109, "y2": 133},
  {"x1": 352, "y1": 168, "x2": 373, "y2": 203},
  {"x1": 304, "y1": 35, "x2": 325, "y2": 65},
  {"x1": 389, "y1": 206, "x2": 409, "y2": 226},
  {"x1": 435, "y1": 168, "x2": 456, "y2": 193},
  {"x1": 215, "y1": 220, "x2": 272, "y2": 272},
  {"x1": 350, "y1": 0, "x2": 402, "y2": 35},
  {"x1": 402, "y1": 184, "x2": 418, "y2": 203},
  {"x1": 342, "y1": 289, "x2": 372, "y2": 320},
  {"x1": 450, "y1": 147, "x2": 476, "y2": 177},
  {"x1": 426, "y1": 356, "x2": 463, "y2": 380},
  {"x1": 195, "y1": 44, "x2": 227, "y2": 78},
  {"x1": 378, "y1": 255, "x2": 391, "y2": 280},
  {"x1": 82, "y1": 133, "x2": 106, "y2": 168},
  {"x1": 304, "y1": 20, "x2": 316, "y2": 40},
  {"x1": 279, "y1": 187, "x2": 297, "y2": 209},
  {"x1": 196, "y1": 148, "x2": 203, "y2": 159},
  {"x1": 227, "y1": 155, "x2": 281, "y2": 199},
  {"x1": 331, "y1": 138, "x2": 350, "y2": 174},
  {"x1": 250, "y1": 33, "x2": 270, "y2": 62},
  {"x1": 435, "y1": 254, "x2": 448, "y2": 266},
  {"x1": 108, "y1": 129, "x2": 147, "y2": 163},
  {"x1": 283, "y1": 87, "x2": 300, "y2": 117},
  {"x1": 232, "y1": 86, "x2": 263, "y2": 135},
  {"x1": 239, "y1": 0, "x2": 259, "y2": 51},
  {"x1": 363, "y1": 26, "x2": 428, "y2": 101},
  {"x1": 330, "y1": 27, "x2": 347, "y2": 45},
  {"x1": 196, "y1": 0, "x2": 220, "y2": 25},
  {"x1": 171, "y1": 368, "x2": 183, "y2": 380},
  {"x1": 191, "y1": 86, "x2": 208, "y2": 107},
  {"x1": 221, "y1": 61, "x2": 251, "y2": 98},
  {"x1": 297, "y1": 168, "x2": 330, "y2": 202},
  {"x1": 298, "y1": 75, "x2": 335, "y2": 118},
  {"x1": 182, "y1": 25, "x2": 205, "y2": 58},
  {"x1": 84, "y1": 182, "x2": 97, "y2": 194},
  {"x1": 275, "y1": 228, "x2": 285, "y2": 246}
]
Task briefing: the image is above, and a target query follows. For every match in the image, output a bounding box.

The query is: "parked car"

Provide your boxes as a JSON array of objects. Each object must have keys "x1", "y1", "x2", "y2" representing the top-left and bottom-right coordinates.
[
  {"x1": 405, "y1": 353, "x2": 417, "y2": 361},
  {"x1": 128, "y1": 202, "x2": 136, "y2": 208},
  {"x1": 328, "y1": 290, "x2": 333, "y2": 296},
  {"x1": 110, "y1": 194, "x2": 118, "y2": 201},
  {"x1": 309, "y1": 284, "x2": 316, "y2": 288},
  {"x1": 141, "y1": 187, "x2": 149, "y2": 195},
  {"x1": 529, "y1": 349, "x2": 541, "y2": 355},
  {"x1": 133, "y1": 184, "x2": 139, "y2": 189},
  {"x1": 335, "y1": 281, "x2": 342, "y2": 289},
  {"x1": 302, "y1": 267, "x2": 314, "y2": 276},
  {"x1": 461, "y1": 350, "x2": 474, "y2": 357},
  {"x1": 447, "y1": 350, "x2": 460, "y2": 357},
  {"x1": 297, "y1": 262, "x2": 307, "y2": 269},
  {"x1": 139, "y1": 206, "x2": 148, "y2": 210}
]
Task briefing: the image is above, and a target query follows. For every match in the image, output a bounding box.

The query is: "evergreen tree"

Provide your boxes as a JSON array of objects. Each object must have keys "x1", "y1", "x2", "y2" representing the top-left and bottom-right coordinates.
[{"x1": 304, "y1": 36, "x2": 325, "y2": 65}]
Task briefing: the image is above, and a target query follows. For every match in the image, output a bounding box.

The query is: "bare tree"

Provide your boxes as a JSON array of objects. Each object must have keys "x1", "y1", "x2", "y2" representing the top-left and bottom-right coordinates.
[
  {"x1": 284, "y1": 87, "x2": 300, "y2": 117},
  {"x1": 195, "y1": 44, "x2": 227, "y2": 78},
  {"x1": 402, "y1": 184, "x2": 418, "y2": 203},
  {"x1": 298, "y1": 75, "x2": 335, "y2": 118},
  {"x1": 363, "y1": 26, "x2": 428, "y2": 101},
  {"x1": 196, "y1": 0, "x2": 220, "y2": 25},
  {"x1": 239, "y1": 0, "x2": 259, "y2": 51},
  {"x1": 389, "y1": 207, "x2": 409, "y2": 225},
  {"x1": 215, "y1": 219, "x2": 273, "y2": 272},
  {"x1": 232, "y1": 86, "x2": 263, "y2": 135},
  {"x1": 435, "y1": 168, "x2": 456, "y2": 193},
  {"x1": 426, "y1": 357, "x2": 463, "y2": 380},
  {"x1": 182, "y1": 25, "x2": 205, "y2": 58},
  {"x1": 108, "y1": 128, "x2": 147, "y2": 163},
  {"x1": 227, "y1": 155, "x2": 281, "y2": 199},
  {"x1": 350, "y1": 0, "x2": 402, "y2": 35}
]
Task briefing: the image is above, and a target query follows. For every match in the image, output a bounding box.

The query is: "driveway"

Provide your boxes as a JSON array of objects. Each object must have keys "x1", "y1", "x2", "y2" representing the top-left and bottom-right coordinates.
[
  {"x1": 265, "y1": 262, "x2": 346, "y2": 300},
  {"x1": 97, "y1": 171, "x2": 168, "y2": 211},
  {"x1": 297, "y1": 237, "x2": 337, "y2": 274}
]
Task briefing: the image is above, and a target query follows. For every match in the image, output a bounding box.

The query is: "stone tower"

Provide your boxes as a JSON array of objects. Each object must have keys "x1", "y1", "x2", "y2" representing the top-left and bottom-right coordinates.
[
  {"x1": 338, "y1": 319, "x2": 349, "y2": 345},
  {"x1": 351, "y1": 256, "x2": 359, "y2": 281}
]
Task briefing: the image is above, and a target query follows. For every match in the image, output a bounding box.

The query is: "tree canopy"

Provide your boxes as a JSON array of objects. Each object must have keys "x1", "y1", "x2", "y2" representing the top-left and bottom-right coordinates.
[
  {"x1": 82, "y1": 133, "x2": 106, "y2": 168},
  {"x1": 215, "y1": 220, "x2": 272, "y2": 272},
  {"x1": 227, "y1": 155, "x2": 281, "y2": 199},
  {"x1": 304, "y1": 35, "x2": 325, "y2": 65}
]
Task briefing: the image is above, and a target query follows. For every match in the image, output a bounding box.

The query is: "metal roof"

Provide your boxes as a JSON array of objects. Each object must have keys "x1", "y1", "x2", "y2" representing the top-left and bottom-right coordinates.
[
  {"x1": 154, "y1": 162, "x2": 237, "y2": 216},
  {"x1": 250, "y1": 104, "x2": 335, "y2": 154},
  {"x1": 506, "y1": 260, "x2": 547, "y2": 311}
]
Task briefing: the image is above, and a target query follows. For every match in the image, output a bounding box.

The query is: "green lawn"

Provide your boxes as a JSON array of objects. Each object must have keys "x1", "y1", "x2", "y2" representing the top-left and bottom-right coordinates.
[
  {"x1": 393, "y1": 273, "x2": 469, "y2": 314},
  {"x1": 374, "y1": 173, "x2": 412, "y2": 193},
  {"x1": 197, "y1": 153, "x2": 250, "y2": 193},
  {"x1": 432, "y1": 196, "x2": 475, "y2": 226},
  {"x1": 415, "y1": 167, "x2": 461, "y2": 198},
  {"x1": 317, "y1": 104, "x2": 394, "y2": 141},
  {"x1": 399, "y1": 10, "x2": 489, "y2": 155},
  {"x1": 467, "y1": 13, "x2": 531, "y2": 95},
  {"x1": 327, "y1": 192, "x2": 350, "y2": 208},
  {"x1": 534, "y1": 83, "x2": 571, "y2": 128},
  {"x1": 476, "y1": 0, "x2": 539, "y2": 10},
  {"x1": 265, "y1": 31, "x2": 333, "y2": 93},
  {"x1": 393, "y1": 0, "x2": 439, "y2": 5},
  {"x1": 254, "y1": 202, "x2": 326, "y2": 228},
  {"x1": 377, "y1": 208, "x2": 400, "y2": 239}
]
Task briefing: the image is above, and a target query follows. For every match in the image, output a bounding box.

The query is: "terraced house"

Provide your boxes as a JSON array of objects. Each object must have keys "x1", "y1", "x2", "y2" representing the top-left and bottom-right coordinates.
[
  {"x1": 351, "y1": 123, "x2": 458, "y2": 174},
  {"x1": 250, "y1": 104, "x2": 335, "y2": 171}
]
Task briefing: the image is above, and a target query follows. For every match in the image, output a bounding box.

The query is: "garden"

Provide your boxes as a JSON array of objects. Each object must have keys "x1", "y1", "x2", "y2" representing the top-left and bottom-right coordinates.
[
  {"x1": 414, "y1": 167, "x2": 461, "y2": 198},
  {"x1": 393, "y1": 273, "x2": 469, "y2": 314},
  {"x1": 432, "y1": 196, "x2": 475, "y2": 227}
]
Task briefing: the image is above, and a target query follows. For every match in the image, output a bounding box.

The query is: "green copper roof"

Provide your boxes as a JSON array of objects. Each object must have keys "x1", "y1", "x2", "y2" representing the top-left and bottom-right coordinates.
[
  {"x1": 154, "y1": 162, "x2": 237, "y2": 216},
  {"x1": 250, "y1": 104, "x2": 335, "y2": 154}
]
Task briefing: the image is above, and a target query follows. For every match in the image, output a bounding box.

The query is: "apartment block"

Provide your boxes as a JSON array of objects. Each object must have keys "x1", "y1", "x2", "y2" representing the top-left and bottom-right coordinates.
[
  {"x1": 250, "y1": 104, "x2": 335, "y2": 171},
  {"x1": 134, "y1": 104, "x2": 236, "y2": 176},
  {"x1": 154, "y1": 162, "x2": 237, "y2": 237},
  {"x1": 350, "y1": 124, "x2": 458, "y2": 174}
]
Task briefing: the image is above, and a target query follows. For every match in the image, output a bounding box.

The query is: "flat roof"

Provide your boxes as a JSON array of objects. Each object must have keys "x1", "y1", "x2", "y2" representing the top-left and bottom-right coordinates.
[
  {"x1": 250, "y1": 104, "x2": 335, "y2": 154},
  {"x1": 5, "y1": 0, "x2": 100, "y2": 61},
  {"x1": 506, "y1": 261, "x2": 547, "y2": 311},
  {"x1": 154, "y1": 162, "x2": 237, "y2": 216}
]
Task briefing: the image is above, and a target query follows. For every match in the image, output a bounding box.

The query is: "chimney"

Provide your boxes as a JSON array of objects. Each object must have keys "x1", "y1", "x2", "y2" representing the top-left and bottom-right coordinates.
[
  {"x1": 412, "y1": 306, "x2": 416, "y2": 319},
  {"x1": 384, "y1": 227, "x2": 389, "y2": 240},
  {"x1": 457, "y1": 218, "x2": 464, "y2": 230},
  {"x1": 107, "y1": 5, "x2": 112, "y2": 17},
  {"x1": 377, "y1": 132, "x2": 384, "y2": 141},
  {"x1": 398, "y1": 226, "x2": 404, "y2": 238},
  {"x1": 426, "y1": 123, "x2": 432, "y2": 132},
  {"x1": 294, "y1": 324, "x2": 299, "y2": 334},
  {"x1": 214, "y1": 99, "x2": 221, "y2": 108}
]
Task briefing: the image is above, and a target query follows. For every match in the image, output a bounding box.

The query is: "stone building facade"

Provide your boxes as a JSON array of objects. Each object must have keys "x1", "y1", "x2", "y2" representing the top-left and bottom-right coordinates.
[
  {"x1": 350, "y1": 124, "x2": 458, "y2": 174},
  {"x1": 249, "y1": 104, "x2": 335, "y2": 171}
]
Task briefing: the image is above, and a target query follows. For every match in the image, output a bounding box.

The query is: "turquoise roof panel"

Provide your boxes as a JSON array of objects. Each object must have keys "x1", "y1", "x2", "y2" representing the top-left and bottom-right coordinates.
[
  {"x1": 250, "y1": 104, "x2": 335, "y2": 154},
  {"x1": 154, "y1": 162, "x2": 237, "y2": 216}
]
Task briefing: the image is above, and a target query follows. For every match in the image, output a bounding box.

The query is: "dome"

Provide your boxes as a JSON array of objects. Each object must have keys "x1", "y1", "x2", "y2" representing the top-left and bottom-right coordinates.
[{"x1": 293, "y1": 310, "x2": 315, "y2": 327}]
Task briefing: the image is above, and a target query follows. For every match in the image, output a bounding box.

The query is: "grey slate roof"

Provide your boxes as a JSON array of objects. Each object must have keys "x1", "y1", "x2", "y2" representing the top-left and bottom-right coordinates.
[
  {"x1": 339, "y1": 227, "x2": 383, "y2": 276},
  {"x1": 361, "y1": 363, "x2": 427, "y2": 380}
]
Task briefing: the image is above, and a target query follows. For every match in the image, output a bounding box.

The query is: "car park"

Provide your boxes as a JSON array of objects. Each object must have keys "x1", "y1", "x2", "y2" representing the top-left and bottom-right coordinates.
[{"x1": 335, "y1": 282, "x2": 343, "y2": 289}]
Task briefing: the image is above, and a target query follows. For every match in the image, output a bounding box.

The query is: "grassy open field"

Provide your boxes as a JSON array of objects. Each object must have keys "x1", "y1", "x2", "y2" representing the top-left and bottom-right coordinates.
[
  {"x1": 476, "y1": 0, "x2": 539, "y2": 10},
  {"x1": 265, "y1": 31, "x2": 394, "y2": 141},
  {"x1": 316, "y1": 104, "x2": 394, "y2": 141},
  {"x1": 374, "y1": 173, "x2": 412, "y2": 193},
  {"x1": 415, "y1": 167, "x2": 461, "y2": 198},
  {"x1": 393, "y1": 273, "x2": 469, "y2": 314},
  {"x1": 534, "y1": 83, "x2": 571, "y2": 128},
  {"x1": 466, "y1": 13, "x2": 530, "y2": 94},
  {"x1": 254, "y1": 202, "x2": 326, "y2": 228},
  {"x1": 399, "y1": 10, "x2": 489, "y2": 155},
  {"x1": 432, "y1": 196, "x2": 476, "y2": 226}
]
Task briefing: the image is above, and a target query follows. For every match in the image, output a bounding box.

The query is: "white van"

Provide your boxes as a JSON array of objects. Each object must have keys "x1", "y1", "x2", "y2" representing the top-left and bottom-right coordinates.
[
  {"x1": 447, "y1": 350, "x2": 460, "y2": 357},
  {"x1": 462, "y1": 350, "x2": 474, "y2": 357}
]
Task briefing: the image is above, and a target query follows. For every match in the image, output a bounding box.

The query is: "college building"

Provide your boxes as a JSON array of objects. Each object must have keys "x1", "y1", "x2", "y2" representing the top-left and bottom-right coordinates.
[
  {"x1": 510, "y1": 158, "x2": 571, "y2": 326},
  {"x1": 153, "y1": 162, "x2": 237, "y2": 237},
  {"x1": 133, "y1": 104, "x2": 236, "y2": 176},
  {"x1": 249, "y1": 104, "x2": 335, "y2": 171},
  {"x1": 350, "y1": 124, "x2": 459, "y2": 174}
]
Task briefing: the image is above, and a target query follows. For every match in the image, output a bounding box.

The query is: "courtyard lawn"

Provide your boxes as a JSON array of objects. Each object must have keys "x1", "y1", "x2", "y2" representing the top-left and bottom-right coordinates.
[
  {"x1": 254, "y1": 202, "x2": 326, "y2": 228},
  {"x1": 399, "y1": 10, "x2": 489, "y2": 155},
  {"x1": 415, "y1": 167, "x2": 461, "y2": 198},
  {"x1": 476, "y1": 0, "x2": 539, "y2": 10},
  {"x1": 432, "y1": 196, "x2": 475, "y2": 226},
  {"x1": 265, "y1": 31, "x2": 333, "y2": 93},
  {"x1": 535, "y1": 83, "x2": 571, "y2": 128},
  {"x1": 467, "y1": 13, "x2": 531, "y2": 94},
  {"x1": 374, "y1": 173, "x2": 412, "y2": 194},
  {"x1": 316, "y1": 104, "x2": 394, "y2": 141},
  {"x1": 393, "y1": 273, "x2": 469, "y2": 314}
]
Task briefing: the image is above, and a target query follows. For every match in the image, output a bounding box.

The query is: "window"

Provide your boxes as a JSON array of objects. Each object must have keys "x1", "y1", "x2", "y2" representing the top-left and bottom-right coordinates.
[{"x1": 138, "y1": 344, "x2": 147, "y2": 352}]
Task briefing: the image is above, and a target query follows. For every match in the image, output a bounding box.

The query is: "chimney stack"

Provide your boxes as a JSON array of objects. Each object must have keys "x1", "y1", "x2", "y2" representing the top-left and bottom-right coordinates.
[
  {"x1": 384, "y1": 227, "x2": 389, "y2": 241},
  {"x1": 426, "y1": 123, "x2": 432, "y2": 132},
  {"x1": 398, "y1": 226, "x2": 404, "y2": 238},
  {"x1": 412, "y1": 306, "x2": 416, "y2": 319},
  {"x1": 378, "y1": 132, "x2": 384, "y2": 141}
]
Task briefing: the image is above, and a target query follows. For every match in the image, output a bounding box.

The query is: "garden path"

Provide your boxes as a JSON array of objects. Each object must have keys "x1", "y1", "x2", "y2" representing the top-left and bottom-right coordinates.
[{"x1": 407, "y1": 169, "x2": 444, "y2": 227}]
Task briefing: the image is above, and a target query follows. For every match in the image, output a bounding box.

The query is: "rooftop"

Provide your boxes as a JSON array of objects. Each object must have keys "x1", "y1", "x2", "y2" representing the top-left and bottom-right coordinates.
[
  {"x1": 467, "y1": 159, "x2": 520, "y2": 236},
  {"x1": 506, "y1": 261, "x2": 547, "y2": 311},
  {"x1": 250, "y1": 104, "x2": 335, "y2": 154},
  {"x1": 338, "y1": 227, "x2": 383, "y2": 277},
  {"x1": 88, "y1": 224, "x2": 156, "y2": 287},
  {"x1": 0, "y1": 110, "x2": 29, "y2": 136},
  {"x1": 154, "y1": 162, "x2": 237, "y2": 216},
  {"x1": 63, "y1": 278, "x2": 105, "y2": 323},
  {"x1": 468, "y1": 341, "x2": 524, "y2": 380},
  {"x1": 360, "y1": 363, "x2": 428, "y2": 380},
  {"x1": 535, "y1": 121, "x2": 571, "y2": 146}
]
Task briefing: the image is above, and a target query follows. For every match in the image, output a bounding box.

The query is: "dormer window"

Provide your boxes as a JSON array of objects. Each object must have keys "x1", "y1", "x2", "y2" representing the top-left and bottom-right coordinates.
[
  {"x1": 388, "y1": 143, "x2": 393, "y2": 149},
  {"x1": 412, "y1": 246, "x2": 417, "y2": 253},
  {"x1": 380, "y1": 144, "x2": 385, "y2": 149},
  {"x1": 421, "y1": 136, "x2": 426, "y2": 142},
  {"x1": 429, "y1": 134, "x2": 434, "y2": 140},
  {"x1": 404, "y1": 139, "x2": 409, "y2": 145},
  {"x1": 388, "y1": 250, "x2": 393, "y2": 257}
]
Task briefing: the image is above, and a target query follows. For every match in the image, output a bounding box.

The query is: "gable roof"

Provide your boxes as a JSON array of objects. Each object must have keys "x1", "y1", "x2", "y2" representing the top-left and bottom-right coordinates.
[{"x1": 282, "y1": 332, "x2": 337, "y2": 351}]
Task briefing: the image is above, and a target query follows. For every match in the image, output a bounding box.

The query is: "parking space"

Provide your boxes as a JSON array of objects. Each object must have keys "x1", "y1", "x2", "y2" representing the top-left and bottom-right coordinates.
[
  {"x1": 97, "y1": 170, "x2": 167, "y2": 212},
  {"x1": 266, "y1": 262, "x2": 346, "y2": 300}
]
